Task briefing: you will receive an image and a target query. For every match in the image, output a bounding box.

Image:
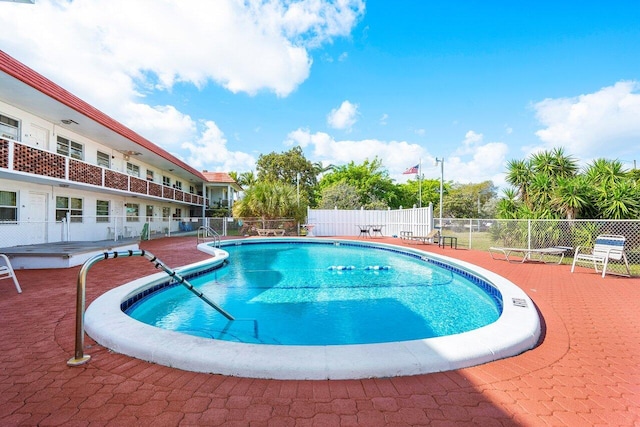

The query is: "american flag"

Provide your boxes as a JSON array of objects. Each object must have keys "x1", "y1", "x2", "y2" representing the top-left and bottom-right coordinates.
[{"x1": 403, "y1": 164, "x2": 419, "y2": 174}]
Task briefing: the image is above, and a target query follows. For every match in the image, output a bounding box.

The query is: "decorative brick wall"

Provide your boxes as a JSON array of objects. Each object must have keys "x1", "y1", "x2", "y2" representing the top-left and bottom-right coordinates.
[
  {"x1": 162, "y1": 186, "x2": 174, "y2": 199},
  {"x1": 130, "y1": 176, "x2": 148, "y2": 195},
  {"x1": 174, "y1": 189, "x2": 184, "y2": 201},
  {"x1": 69, "y1": 159, "x2": 102, "y2": 185},
  {"x1": 104, "y1": 169, "x2": 129, "y2": 190},
  {"x1": 14, "y1": 143, "x2": 65, "y2": 178},
  {"x1": 0, "y1": 139, "x2": 8, "y2": 169},
  {"x1": 148, "y1": 182, "x2": 162, "y2": 197}
]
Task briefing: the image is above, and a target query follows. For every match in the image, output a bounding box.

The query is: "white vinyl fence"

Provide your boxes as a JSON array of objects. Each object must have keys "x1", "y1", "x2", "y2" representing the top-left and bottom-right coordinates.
[{"x1": 306, "y1": 206, "x2": 434, "y2": 237}]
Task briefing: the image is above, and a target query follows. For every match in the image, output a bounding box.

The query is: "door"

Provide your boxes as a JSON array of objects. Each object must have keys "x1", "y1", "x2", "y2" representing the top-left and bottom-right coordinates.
[
  {"x1": 27, "y1": 123, "x2": 49, "y2": 149},
  {"x1": 28, "y1": 192, "x2": 48, "y2": 244}
]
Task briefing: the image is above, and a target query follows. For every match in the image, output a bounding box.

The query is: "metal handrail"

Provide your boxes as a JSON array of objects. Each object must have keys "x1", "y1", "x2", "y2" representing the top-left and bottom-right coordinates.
[
  {"x1": 67, "y1": 249, "x2": 234, "y2": 366},
  {"x1": 197, "y1": 226, "x2": 220, "y2": 247}
]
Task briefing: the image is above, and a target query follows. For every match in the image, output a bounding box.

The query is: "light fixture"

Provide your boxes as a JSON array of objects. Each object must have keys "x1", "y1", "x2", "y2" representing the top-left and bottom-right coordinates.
[
  {"x1": 61, "y1": 119, "x2": 78, "y2": 125},
  {"x1": 118, "y1": 150, "x2": 142, "y2": 156}
]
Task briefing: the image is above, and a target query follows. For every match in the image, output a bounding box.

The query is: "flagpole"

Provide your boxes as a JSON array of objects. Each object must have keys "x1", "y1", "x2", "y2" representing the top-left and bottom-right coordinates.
[{"x1": 418, "y1": 159, "x2": 422, "y2": 208}]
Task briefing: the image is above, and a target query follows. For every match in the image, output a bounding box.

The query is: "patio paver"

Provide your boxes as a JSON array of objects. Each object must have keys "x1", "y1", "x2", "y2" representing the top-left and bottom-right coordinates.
[{"x1": 1, "y1": 236, "x2": 639, "y2": 426}]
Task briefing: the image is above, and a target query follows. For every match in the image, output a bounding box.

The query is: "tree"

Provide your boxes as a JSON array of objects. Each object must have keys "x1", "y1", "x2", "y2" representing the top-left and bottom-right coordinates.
[
  {"x1": 232, "y1": 181, "x2": 305, "y2": 223},
  {"x1": 236, "y1": 171, "x2": 257, "y2": 188},
  {"x1": 256, "y1": 146, "x2": 318, "y2": 206},
  {"x1": 499, "y1": 149, "x2": 639, "y2": 220},
  {"x1": 442, "y1": 181, "x2": 497, "y2": 218},
  {"x1": 395, "y1": 178, "x2": 442, "y2": 209},
  {"x1": 318, "y1": 182, "x2": 361, "y2": 209},
  {"x1": 318, "y1": 158, "x2": 397, "y2": 209},
  {"x1": 550, "y1": 176, "x2": 590, "y2": 220}
]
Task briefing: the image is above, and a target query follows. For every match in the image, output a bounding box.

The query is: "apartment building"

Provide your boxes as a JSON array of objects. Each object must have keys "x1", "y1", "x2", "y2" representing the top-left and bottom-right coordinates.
[{"x1": 0, "y1": 50, "x2": 240, "y2": 247}]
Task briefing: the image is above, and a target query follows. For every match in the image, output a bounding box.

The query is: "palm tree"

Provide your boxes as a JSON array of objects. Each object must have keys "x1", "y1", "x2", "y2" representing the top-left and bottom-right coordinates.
[
  {"x1": 551, "y1": 176, "x2": 590, "y2": 219},
  {"x1": 496, "y1": 188, "x2": 519, "y2": 219},
  {"x1": 584, "y1": 158, "x2": 626, "y2": 188},
  {"x1": 232, "y1": 181, "x2": 304, "y2": 223},
  {"x1": 598, "y1": 180, "x2": 640, "y2": 219},
  {"x1": 237, "y1": 171, "x2": 257, "y2": 188},
  {"x1": 528, "y1": 173, "x2": 554, "y2": 216},
  {"x1": 505, "y1": 159, "x2": 532, "y2": 205}
]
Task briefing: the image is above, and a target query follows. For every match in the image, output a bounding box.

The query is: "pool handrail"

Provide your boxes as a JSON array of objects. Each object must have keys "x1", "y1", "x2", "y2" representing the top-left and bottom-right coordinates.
[
  {"x1": 67, "y1": 249, "x2": 234, "y2": 367},
  {"x1": 197, "y1": 226, "x2": 221, "y2": 247}
]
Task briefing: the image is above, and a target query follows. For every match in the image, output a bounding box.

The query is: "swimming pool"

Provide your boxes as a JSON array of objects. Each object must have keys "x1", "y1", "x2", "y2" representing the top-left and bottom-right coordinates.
[
  {"x1": 126, "y1": 241, "x2": 501, "y2": 345},
  {"x1": 85, "y1": 238, "x2": 541, "y2": 379}
]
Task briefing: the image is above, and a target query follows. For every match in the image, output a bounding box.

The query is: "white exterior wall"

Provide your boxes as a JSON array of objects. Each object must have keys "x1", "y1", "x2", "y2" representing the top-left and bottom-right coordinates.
[
  {"x1": 1, "y1": 101, "x2": 205, "y2": 247},
  {"x1": 1, "y1": 100, "x2": 199, "y2": 189}
]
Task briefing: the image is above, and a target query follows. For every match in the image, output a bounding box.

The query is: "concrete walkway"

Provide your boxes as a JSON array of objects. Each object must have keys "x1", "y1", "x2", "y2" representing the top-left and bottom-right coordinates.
[{"x1": 1, "y1": 236, "x2": 638, "y2": 426}]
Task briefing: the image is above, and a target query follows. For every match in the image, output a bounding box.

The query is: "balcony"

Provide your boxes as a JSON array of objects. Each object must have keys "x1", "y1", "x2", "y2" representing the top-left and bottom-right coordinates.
[{"x1": 1, "y1": 139, "x2": 207, "y2": 206}]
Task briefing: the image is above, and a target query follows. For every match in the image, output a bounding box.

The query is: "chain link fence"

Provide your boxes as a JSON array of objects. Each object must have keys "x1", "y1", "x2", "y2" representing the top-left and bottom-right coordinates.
[
  {"x1": 436, "y1": 218, "x2": 640, "y2": 276},
  {"x1": 2, "y1": 215, "x2": 638, "y2": 275}
]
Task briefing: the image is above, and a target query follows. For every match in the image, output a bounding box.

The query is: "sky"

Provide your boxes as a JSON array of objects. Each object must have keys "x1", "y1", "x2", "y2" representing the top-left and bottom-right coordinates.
[{"x1": 1, "y1": 0, "x2": 640, "y2": 189}]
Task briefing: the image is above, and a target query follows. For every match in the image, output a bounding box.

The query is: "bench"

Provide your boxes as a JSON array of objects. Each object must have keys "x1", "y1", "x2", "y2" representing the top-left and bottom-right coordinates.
[{"x1": 257, "y1": 229, "x2": 286, "y2": 236}]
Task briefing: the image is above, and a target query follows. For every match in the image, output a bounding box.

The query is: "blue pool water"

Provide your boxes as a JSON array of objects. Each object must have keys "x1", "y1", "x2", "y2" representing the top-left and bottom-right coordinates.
[{"x1": 127, "y1": 241, "x2": 502, "y2": 345}]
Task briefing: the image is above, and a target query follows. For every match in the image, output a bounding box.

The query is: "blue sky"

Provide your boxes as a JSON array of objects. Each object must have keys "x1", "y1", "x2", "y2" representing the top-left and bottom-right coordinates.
[{"x1": 1, "y1": 0, "x2": 640, "y2": 188}]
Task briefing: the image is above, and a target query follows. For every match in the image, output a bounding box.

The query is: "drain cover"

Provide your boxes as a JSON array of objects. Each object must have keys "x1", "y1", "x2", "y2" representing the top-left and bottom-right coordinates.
[{"x1": 512, "y1": 298, "x2": 528, "y2": 308}]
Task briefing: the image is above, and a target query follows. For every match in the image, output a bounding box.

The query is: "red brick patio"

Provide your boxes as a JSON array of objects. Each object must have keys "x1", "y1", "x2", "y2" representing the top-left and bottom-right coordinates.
[{"x1": 1, "y1": 236, "x2": 638, "y2": 426}]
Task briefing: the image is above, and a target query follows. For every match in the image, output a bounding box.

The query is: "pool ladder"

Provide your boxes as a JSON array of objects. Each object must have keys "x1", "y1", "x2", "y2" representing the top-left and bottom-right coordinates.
[
  {"x1": 67, "y1": 249, "x2": 234, "y2": 367},
  {"x1": 197, "y1": 226, "x2": 221, "y2": 247}
]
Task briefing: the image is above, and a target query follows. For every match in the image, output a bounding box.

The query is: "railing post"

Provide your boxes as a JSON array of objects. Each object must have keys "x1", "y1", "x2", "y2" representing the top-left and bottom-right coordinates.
[{"x1": 67, "y1": 249, "x2": 233, "y2": 366}]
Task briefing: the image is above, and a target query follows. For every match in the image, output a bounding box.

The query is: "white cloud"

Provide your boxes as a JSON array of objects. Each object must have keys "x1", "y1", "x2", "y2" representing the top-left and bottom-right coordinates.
[
  {"x1": 285, "y1": 128, "x2": 424, "y2": 177},
  {"x1": 123, "y1": 104, "x2": 196, "y2": 148},
  {"x1": 453, "y1": 130, "x2": 483, "y2": 156},
  {"x1": 181, "y1": 121, "x2": 256, "y2": 172},
  {"x1": 327, "y1": 100, "x2": 359, "y2": 130},
  {"x1": 379, "y1": 113, "x2": 389, "y2": 125},
  {"x1": 285, "y1": 128, "x2": 509, "y2": 186},
  {"x1": 446, "y1": 142, "x2": 509, "y2": 185},
  {"x1": 533, "y1": 81, "x2": 640, "y2": 159},
  {"x1": 0, "y1": 0, "x2": 364, "y2": 167}
]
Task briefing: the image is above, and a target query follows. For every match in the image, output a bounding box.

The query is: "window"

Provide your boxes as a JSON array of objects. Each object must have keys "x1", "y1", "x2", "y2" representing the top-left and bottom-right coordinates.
[
  {"x1": 163, "y1": 175, "x2": 171, "y2": 186},
  {"x1": 174, "y1": 181, "x2": 182, "y2": 190},
  {"x1": 97, "y1": 151, "x2": 110, "y2": 168},
  {"x1": 162, "y1": 207, "x2": 170, "y2": 221},
  {"x1": 146, "y1": 169, "x2": 154, "y2": 182},
  {"x1": 126, "y1": 162, "x2": 140, "y2": 177},
  {"x1": 146, "y1": 205, "x2": 154, "y2": 221},
  {"x1": 0, "y1": 114, "x2": 20, "y2": 141},
  {"x1": 56, "y1": 196, "x2": 83, "y2": 222},
  {"x1": 125, "y1": 203, "x2": 139, "y2": 222},
  {"x1": 174, "y1": 208, "x2": 182, "y2": 218},
  {"x1": 56, "y1": 136, "x2": 83, "y2": 160},
  {"x1": 0, "y1": 190, "x2": 17, "y2": 223},
  {"x1": 189, "y1": 185, "x2": 195, "y2": 194},
  {"x1": 96, "y1": 200, "x2": 110, "y2": 222}
]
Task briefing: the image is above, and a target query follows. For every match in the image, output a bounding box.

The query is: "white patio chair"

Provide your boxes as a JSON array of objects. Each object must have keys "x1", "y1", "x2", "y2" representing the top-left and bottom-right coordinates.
[
  {"x1": 0, "y1": 254, "x2": 22, "y2": 293},
  {"x1": 571, "y1": 234, "x2": 631, "y2": 278}
]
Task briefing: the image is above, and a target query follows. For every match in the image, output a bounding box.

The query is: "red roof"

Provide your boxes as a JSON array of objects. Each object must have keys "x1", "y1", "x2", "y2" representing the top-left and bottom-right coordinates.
[
  {"x1": 202, "y1": 171, "x2": 242, "y2": 188},
  {"x1": 0, "y1": 50, "x2": 206, "y2": 180}
]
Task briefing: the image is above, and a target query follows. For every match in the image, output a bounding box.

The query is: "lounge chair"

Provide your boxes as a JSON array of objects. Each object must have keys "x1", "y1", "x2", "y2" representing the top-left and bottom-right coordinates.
[
  {"x1": 0, "y1": 254, "x2": 22, "y2": 293},
  {"x1": 257, "y1": 229, "x2": 285, "y2": 236},
  {"x1": 489, "y1": 246, "x2": 570, "y2": 264},
  {"x1": 571, "y1": 234, "x2": 631, "y2": 278},
  {"x1": 410, "y1": 229, "x2": 440, "y2": 245}
]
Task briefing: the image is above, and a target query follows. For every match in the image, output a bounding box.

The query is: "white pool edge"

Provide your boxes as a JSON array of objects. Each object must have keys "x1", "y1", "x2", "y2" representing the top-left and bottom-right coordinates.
[{"x1": 85, "y1": 238, "x2": 541, "y2": 380}]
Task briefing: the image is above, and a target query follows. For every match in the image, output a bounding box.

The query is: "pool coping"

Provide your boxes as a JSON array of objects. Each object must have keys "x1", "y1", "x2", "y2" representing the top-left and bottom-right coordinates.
[{"x1": 85, "y1": 238, "x2": 541, "y2": 380}]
